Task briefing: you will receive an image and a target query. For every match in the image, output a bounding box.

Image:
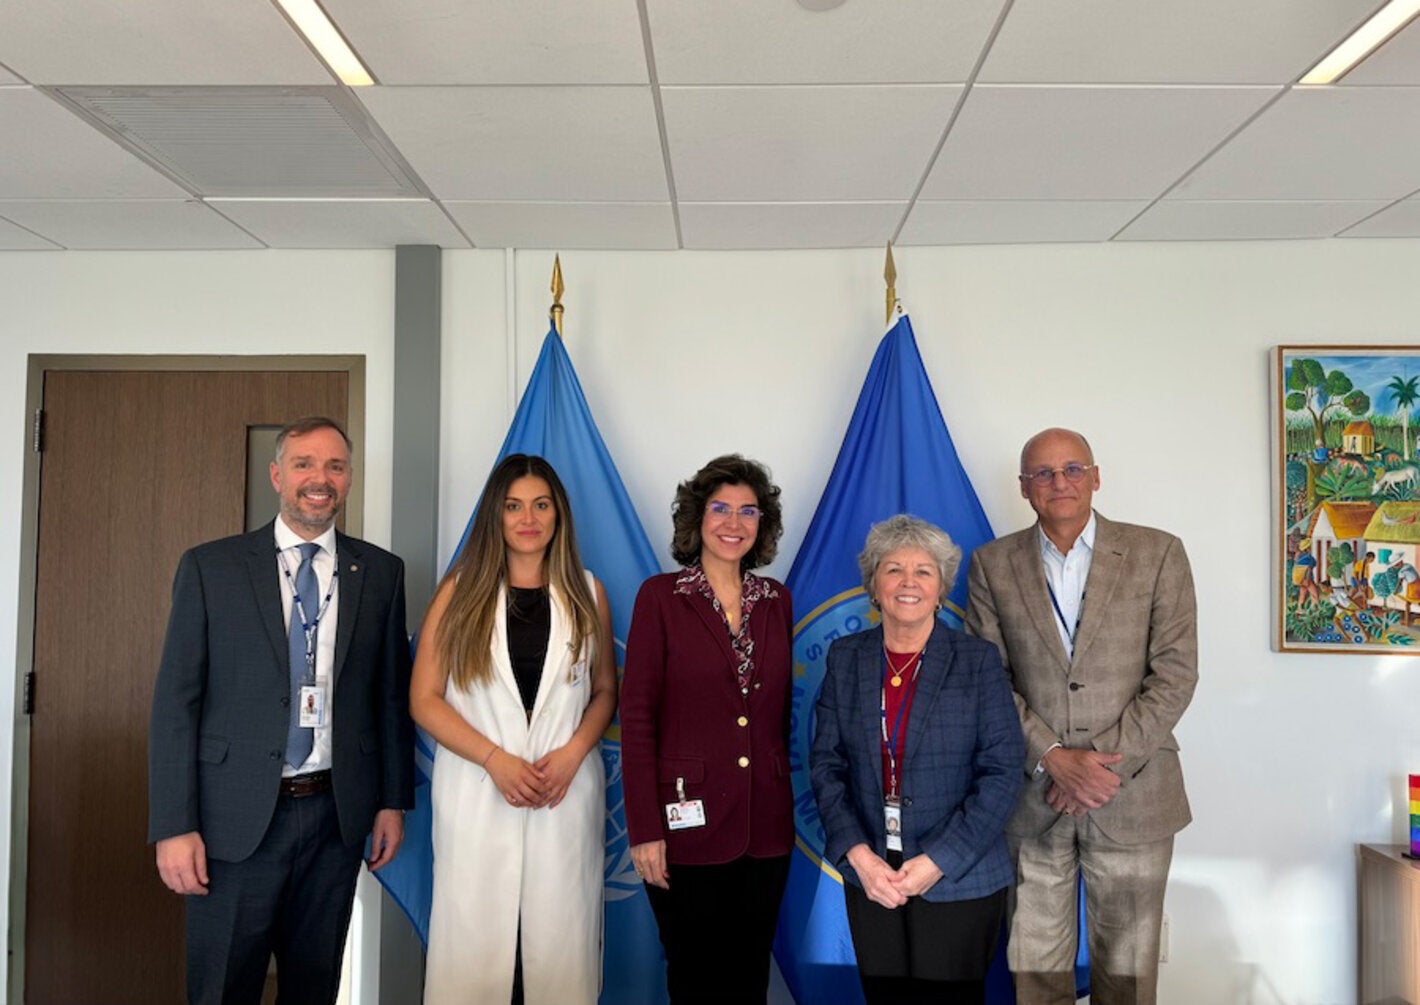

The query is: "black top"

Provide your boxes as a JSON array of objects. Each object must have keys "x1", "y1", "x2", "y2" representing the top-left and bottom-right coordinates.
[{"x1": 507, "y1": 586, "x2": 551, "y2": 717}]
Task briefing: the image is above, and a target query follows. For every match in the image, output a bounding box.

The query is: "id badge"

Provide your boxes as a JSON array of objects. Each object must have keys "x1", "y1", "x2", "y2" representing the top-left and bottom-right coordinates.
[
  {"x1": 298, "y1": 685, "x2": 327, "y2": 728},
  {"x1": 665, "y1": 800, "x2": 706, "y2": 830},
  {"x1": 884, "y1": 802, "x2": 903, "y2": 852}
]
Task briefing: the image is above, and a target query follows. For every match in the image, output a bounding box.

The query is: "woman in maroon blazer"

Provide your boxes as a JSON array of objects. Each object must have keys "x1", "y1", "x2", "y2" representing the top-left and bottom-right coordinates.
[{"x1": 622, "y1": 455, "x2": 795, "y2": 1004}]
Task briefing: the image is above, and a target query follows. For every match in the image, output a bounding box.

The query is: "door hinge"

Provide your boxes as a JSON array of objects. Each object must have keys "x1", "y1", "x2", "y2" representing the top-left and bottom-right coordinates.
[
  {"x1": 23, "y1": 672, "x2": 34, "y2": 715},
  {"x1": 32, "y1": 408, "x2": 44, "y2": 453}
]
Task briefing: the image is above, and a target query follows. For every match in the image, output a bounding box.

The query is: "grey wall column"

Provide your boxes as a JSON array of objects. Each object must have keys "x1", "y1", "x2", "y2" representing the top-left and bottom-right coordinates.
[
  {"x1": 392, "y1": 244, "x2": 442, "y2": 624},
  {"x1": 384, "y1": 243, "x2": 441, "y2": 995}
]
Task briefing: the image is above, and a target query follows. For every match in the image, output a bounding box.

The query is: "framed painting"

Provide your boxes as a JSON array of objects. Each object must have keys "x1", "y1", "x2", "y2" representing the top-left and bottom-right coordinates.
[{"x1": 1275, "y1": 346, "x2": 1420, "y2": 652}]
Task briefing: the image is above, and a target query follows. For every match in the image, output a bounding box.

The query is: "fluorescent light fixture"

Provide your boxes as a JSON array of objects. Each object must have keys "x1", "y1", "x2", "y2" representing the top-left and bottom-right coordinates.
[
  {"x1": 1300, "y1": 0, "x2": 1420, "y2": 83},
  {"x1": 274, "y1": 0, "x2": 374, "y2": 86}
]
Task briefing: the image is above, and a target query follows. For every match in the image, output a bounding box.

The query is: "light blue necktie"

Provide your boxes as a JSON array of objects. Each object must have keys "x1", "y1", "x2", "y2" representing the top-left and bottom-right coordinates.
[{"x1": 286, "y1": 542, "x2": 321, "y2": 770}]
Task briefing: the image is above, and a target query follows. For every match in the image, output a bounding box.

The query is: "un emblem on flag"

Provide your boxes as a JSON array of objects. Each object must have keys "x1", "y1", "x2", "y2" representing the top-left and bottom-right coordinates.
[{"x1": 788, "y1": 588, "x2": 874, "y2": 873}]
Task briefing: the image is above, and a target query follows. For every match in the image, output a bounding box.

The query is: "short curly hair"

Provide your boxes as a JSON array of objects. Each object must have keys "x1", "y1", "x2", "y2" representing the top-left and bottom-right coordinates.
[
  {"x1": 670, "y1": 454, "x2": 783, "y2": 570},
  {"x1": 857, "y1": 514, "x2": 961, "y2": 606}
]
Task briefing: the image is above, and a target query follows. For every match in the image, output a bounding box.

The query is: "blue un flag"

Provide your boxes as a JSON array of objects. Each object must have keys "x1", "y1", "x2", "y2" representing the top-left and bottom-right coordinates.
[
  {"x1": 374, "y1": 325, "x2": 669, "y2": 1004},
  {"x1": 772, "y1": 314, "x2": 1003, "y2": 1003}
]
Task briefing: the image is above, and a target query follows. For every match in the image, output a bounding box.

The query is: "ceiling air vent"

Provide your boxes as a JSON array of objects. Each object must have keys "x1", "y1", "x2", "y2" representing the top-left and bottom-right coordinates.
[{"x1": 55, "y1": 86, "x2": 426, "y2": 198}]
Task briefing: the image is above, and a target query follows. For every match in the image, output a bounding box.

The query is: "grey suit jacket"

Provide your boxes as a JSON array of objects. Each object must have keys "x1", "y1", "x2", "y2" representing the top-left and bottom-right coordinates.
[
  {"x1": 147, "y1": 521, "x2": 414, "y2": 862},
  {"x1": 964, "y1": 513, "x2": 1197, "y2": 844}
]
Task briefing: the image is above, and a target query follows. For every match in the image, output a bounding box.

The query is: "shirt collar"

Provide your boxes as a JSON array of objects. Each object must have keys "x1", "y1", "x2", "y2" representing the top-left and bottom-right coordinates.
[
  {"x1": 1037, "y1": 511, "x2": 1097, "y2": 562},
  {"x1": 274, "y1": 516, "x2": 337, "y2": 557}
]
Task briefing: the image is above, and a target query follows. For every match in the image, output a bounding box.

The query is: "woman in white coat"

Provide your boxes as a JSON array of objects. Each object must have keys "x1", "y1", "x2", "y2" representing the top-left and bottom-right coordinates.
[{"x1": 411, "y1": 454, "x2": 617, "y2": 1004}]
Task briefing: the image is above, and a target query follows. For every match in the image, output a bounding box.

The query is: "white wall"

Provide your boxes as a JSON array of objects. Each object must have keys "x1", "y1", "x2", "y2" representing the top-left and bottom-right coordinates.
[{"x1": 5, "y1": 238, "x2": 1420, "y2": 1003}]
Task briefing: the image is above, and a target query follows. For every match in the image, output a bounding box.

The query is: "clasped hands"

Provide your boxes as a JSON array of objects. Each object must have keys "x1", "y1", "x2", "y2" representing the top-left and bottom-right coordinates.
[
  {"x1": 1042, "y1": 746, "x2": 1122, "y2": 816},
  {"x1": 486, "y1": 743, "x2": 583, "y2": 809},
  {"x1": 846, "y1": 844, "x2": 944, "y2": 909}
]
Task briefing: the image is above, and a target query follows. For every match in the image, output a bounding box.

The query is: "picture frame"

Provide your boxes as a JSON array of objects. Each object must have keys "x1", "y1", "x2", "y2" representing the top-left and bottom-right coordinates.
[{"x1": 1274, "y1": 345, "x2": 1420, "y2": 653}]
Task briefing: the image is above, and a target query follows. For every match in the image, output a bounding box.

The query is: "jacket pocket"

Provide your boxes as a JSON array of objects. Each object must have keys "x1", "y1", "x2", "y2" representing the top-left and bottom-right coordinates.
[
  {"x1": 197, "y1": 735, "x2": 229, "y2": 764},
  {"x1": 658, "y1": 757, "x2": 706, "y2": 785}
]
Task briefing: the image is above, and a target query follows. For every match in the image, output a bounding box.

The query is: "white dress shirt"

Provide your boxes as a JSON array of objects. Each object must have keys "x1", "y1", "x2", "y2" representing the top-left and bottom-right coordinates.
[
  {"x1": 275, "y1": 517, "x2": 338, "y2": 777},
  {"x1": 1038, "y1": 512, "x2": 1096, "y2": 660}
]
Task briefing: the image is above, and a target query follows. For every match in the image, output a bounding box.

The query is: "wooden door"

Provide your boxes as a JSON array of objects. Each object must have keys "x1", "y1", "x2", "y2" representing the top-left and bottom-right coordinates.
[{"x1": 25, "y1": 369, "x2": 350, "y2": 1004}]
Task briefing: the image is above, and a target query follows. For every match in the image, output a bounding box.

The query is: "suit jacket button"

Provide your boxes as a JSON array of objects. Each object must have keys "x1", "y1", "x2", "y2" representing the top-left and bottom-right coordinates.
[
  {"x1": 1069, "y1": 682, "x2": 1083, "y2": 691},
  {"x1": 902, "y1": 797, "x2": 913, "y2": 807},
  {"x1": 281, "y1": 696, "x2": 290, "y2": 707},
  {"x1": 737, "y1": 716, "x2": 748, "y2": 727},
  {"x1": 738, "y1": 756, "x2": 749, "y2": 768},
  {"x1": 269, "y1": 750, "x2": 281, "y2": 760}
]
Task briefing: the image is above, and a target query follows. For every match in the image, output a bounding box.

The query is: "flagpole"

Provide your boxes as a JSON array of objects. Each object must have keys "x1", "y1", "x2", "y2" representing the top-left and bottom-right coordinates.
[
  {"x1": 550, "y1": 253, "x2": 565, "y2": 338},
  {"x1": 884, "y1": 242, "x2": 897, "y2": 326}
]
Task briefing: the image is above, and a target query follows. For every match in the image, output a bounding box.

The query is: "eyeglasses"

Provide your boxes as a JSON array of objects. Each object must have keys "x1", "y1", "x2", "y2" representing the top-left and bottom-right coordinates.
[
  {"x1": 707, "y1": 501, "x2": 761, "y2": 521},
  {"x1": 1020, "y1": 463, "x2": 1095, "y2": 487}
]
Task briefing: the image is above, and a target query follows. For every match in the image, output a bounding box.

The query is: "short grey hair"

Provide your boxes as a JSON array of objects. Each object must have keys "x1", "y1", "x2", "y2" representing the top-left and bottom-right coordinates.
[{"x1": 857, "y1": 514, "x2": 962, "y2": 606}]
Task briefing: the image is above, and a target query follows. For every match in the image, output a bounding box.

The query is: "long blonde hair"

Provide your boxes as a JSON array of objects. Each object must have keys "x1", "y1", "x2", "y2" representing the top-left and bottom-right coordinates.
[{"x1": 437, "y1": 454, "x2": 601, "y2": 691}]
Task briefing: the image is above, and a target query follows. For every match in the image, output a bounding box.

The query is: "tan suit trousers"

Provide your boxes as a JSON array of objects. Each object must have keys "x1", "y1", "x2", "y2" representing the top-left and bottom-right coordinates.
[{"x1": 1008, "y1": 815, "x2": 1173, "y2": 1005}]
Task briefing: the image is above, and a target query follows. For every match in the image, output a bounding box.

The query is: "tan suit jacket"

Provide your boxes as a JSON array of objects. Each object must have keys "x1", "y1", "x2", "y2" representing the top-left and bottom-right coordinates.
[{"x1": 965, "y1": 513, "x2": 1197, "y2": 845}]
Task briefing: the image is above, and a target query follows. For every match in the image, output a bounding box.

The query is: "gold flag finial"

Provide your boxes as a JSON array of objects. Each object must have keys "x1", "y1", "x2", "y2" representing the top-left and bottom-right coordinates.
[
  {"x1": 884, "y1": 242, "x2": 897, "y2": 326},
  {"x1": 550, "y1": 254, "x2": 565, "y2": 337}
]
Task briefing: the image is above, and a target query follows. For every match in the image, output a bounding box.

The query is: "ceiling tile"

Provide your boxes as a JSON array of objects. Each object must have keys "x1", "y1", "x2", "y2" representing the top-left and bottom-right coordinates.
[
  {"x1": 0, "y1": 0, "x2": 330, "y2": 85},
  {"x1": 1338, "y1": 18, "x2": 1420, "y2": 86},
  {"x1": 0, "y1": 89, "x2": 190, "y2": 198},
  {"x1": 0, "y1": 215, "x2": 61, "y2": 250},
  {"x1": 664, "y1": 85, "x2": 961, "y2": 202},
  {"x1": 1174, "y1": 87, "x2": 1420, "y2": 200},
  {"x1": 679, "y1": 202, "x2": 904, "y2": 249},
  {"x1": 209, "y1": 199, "x2": 470, "y2": 248},
  {"x1": 1118, "y1": 200, "x2": 1390, "y2": 241},
  {"x1": 649, "y1": 0, "x2": 1007, "y2": 84},
  {"x1": 358, "y1": 86, "x2": 669, "y2": 201},
  {"x1": 0, "y1": 201, "x2": 263, "y2": 249},
  {"x1": 922, "y1": 85, "x2": 1278, "y2": 200},
  {"x1": 980, "y1": 0, "x2": 1380, "y2": 84},
  {"x1": 323, "y1": 0, "x2": 647, "y2": 85},
  {"x1": 1341, "y1": 198, "x2": 1420, "y2": 238},
  {"x1": 444, "y1": 202, "x2": 677, "y2": 249},
  {"x1": 898, "y1": 200, "x2": 1147, "y2": 244}
]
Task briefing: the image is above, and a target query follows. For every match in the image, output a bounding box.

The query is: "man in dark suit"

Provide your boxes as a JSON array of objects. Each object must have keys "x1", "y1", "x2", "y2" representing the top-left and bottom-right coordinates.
[
  {"x1": 149, "y1": 416, "x2": 414, "y2": 1004},
  {"x1": 965, "y1": 428, "x2": 1197, "y2": 1005}
]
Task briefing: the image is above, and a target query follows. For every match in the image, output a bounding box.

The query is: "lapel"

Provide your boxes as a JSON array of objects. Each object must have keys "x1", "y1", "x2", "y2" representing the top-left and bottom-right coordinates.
[
  {"x1": 527, "y1": 582, "x2": 574, "y2": 722},
  {"x1": 244, "y1": 521, "x2": 290, "y2": 676},
  {"x1": 854, "y1": 628, "x2": 886, "y2": 805},
  {"x1": 1071, "y1": 514, "x2": 1127, "y2": 667},
  {"x1": 333, "y1": 531, "x2": 365, "y2": 687},
  {"x1": 1007, "y1": 528, "x2": 1071, "y2": 673},
  {"x1": 903, "y1": 620, "x2": 954, "y2": 766},
  {"x1": 680, "y1": 583, "x2": 739, "y2": 683}
]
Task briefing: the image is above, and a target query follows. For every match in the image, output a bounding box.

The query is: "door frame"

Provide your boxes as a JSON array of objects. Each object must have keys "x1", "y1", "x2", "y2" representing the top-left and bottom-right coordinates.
[{"x1": 8, "y1": 353, "x2": 366, "y2": 1003}]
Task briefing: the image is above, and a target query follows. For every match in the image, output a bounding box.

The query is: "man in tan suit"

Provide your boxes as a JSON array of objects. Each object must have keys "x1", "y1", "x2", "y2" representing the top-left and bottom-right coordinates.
[{"x1": 965, "y1": 428, "x2": 1197, "y2": 1005}]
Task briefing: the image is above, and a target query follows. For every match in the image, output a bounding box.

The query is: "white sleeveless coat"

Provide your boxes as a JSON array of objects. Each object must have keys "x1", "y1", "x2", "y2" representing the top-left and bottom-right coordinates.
[{"x1": 424, "y1": 575, "x2": 604, "y2": 1004}]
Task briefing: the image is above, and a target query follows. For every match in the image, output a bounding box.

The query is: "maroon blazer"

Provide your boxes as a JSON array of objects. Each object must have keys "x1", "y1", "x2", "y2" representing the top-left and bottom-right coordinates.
[{"x1": 621, "y1": 571, "x2": 795, "y2": 865}]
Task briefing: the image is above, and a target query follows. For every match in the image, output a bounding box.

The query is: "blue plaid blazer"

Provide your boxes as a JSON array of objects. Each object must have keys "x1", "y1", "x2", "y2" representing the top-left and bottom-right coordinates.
[{"x1": 810, "y1": 620, "x2": 1024, "y2": 902}]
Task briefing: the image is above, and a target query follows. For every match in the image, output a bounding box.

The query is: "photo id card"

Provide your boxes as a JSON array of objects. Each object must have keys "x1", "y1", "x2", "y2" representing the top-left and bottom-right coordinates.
[
  {"x1": 299, "y1": 685, "x2": 327, "y2": 728},
  {"x1": 884, "y1": 802, "x2": 902, "y2": 852},
  {"x1": 665, "y1": 799, "x2": 706, "y2": 830}
]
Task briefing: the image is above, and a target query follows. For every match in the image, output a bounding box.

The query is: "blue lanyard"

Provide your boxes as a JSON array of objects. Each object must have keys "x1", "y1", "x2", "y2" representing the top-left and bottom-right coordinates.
[
  {"x1": 1045, "y1": 580, "x2": 1084, "y2": 647},
  {"x1": 278, "y1": 547, "x2": 338, "y2": 678},
  {"x1": 879, "y1": 654, "x2": 922, "y2": 801}
]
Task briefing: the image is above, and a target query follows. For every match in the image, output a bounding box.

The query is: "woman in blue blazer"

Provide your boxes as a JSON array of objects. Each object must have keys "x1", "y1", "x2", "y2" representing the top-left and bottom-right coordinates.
[{"x1": 811, "y1": 515, "x2": 1024, "y2": 1005}]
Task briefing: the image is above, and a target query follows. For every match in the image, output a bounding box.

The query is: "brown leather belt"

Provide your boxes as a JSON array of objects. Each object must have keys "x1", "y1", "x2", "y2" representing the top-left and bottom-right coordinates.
[{"x1": 279, "y1": 770, "x2": 332, "y2": 798}]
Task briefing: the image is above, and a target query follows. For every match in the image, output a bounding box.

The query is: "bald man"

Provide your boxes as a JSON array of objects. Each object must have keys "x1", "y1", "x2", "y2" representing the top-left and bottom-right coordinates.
[{"x1": 964, "y1": 428, "x2": 1197, "y2": 1005}]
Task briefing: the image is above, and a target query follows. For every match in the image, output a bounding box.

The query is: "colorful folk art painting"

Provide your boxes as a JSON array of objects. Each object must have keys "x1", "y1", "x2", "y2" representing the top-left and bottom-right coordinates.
[{"x1": 1276, "y1": 347, "x2": 1420, "y2": 652}]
